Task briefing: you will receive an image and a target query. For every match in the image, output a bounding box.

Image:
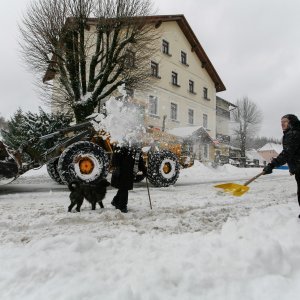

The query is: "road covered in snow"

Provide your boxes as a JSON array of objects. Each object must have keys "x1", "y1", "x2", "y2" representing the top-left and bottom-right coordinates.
[{"x1": 1, "y1": 162, "x2": 300, "y2": 300}]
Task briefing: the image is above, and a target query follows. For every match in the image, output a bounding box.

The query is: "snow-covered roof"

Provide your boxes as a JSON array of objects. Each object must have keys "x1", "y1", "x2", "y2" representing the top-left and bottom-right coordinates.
[
  {"x1": 229, "y1": 145, "x2": 241, "y2": 151},
  {"x1": 258, "y1": 143, "x2": 282, "y2": 153},
  {"x1": 167, "y1": 126, "x2": 203, "y2": 138}
]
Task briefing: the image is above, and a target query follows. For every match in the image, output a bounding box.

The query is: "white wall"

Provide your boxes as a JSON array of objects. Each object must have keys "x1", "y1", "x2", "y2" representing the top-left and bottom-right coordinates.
[{"x1": 138, "y1": 21, "x2": 217, "y2": 138}]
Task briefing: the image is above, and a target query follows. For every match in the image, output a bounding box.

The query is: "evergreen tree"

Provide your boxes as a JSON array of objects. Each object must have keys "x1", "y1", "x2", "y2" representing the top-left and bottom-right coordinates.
[
  {"x1": 1, "y1": 108, "x2": 72, "y2": 155},
  {"x1": 1, "y1": 108, "x2": 27, "y2": 148}
]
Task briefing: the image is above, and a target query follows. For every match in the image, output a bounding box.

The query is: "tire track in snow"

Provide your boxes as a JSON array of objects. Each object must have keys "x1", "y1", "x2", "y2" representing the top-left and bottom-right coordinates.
[{"x1": 0, "y1": 174, "x2": 296, "y2": 245}]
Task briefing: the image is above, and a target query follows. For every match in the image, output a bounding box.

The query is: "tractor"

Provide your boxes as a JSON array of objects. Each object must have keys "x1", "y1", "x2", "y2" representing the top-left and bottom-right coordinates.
[{"x1": 0, "y1": 120, "x2": 194, "y2": 187}]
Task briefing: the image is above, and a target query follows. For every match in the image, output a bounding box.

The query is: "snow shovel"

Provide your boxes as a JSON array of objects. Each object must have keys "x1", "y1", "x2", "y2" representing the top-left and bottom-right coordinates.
[{"x1": 214, "y1": 171, "x2": 265, "y2": 196}]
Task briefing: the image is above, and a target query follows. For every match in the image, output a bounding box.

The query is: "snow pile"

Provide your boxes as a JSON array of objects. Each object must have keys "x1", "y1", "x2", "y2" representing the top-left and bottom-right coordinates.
[
  {"x1": 179, "y1": 160, "x2": 284, "y2": 185},
  {"x1": 1, "y1": 202, "x2": 300, "y2": 300}
]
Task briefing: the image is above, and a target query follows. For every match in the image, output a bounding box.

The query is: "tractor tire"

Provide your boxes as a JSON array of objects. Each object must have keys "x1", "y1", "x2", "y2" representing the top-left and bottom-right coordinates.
[
  {"x1": 46, "y1": 157, "x2": 64, "y2": 184},
  {"x1": 57, "y1": 141, "x2": 109, "y2": 184},
  {"x1": 147, "y1": 150, "x2": 180, "y2": 187}
]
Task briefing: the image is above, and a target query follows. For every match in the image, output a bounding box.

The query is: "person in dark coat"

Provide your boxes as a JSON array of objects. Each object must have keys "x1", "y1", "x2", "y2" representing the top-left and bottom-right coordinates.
[
  {"x1": 263, "y1": 114, "x2": 300, "y2": 217},
  {"x1": 110, "y1": 146, "x2": 146, "y2": 213}
]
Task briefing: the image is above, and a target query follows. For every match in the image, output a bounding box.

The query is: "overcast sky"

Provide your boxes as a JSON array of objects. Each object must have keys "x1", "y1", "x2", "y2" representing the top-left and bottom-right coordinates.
[{"x1": 1, "y1": 0, "x2": 299, "y2": 138}]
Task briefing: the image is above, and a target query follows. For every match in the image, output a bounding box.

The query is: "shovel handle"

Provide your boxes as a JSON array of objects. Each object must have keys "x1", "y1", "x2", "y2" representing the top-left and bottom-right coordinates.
[{"x1": 244, "y1": 172, "x2": 265, "y2": 186}]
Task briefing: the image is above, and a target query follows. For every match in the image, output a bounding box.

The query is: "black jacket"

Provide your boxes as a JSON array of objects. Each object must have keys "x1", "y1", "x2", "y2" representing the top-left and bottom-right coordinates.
[
  {"x1": 111, "y1": 147, "x2": 146, "y2": 190},
  {"x1": 271, "y1": 124, "x2": 300, "y2": 174}
]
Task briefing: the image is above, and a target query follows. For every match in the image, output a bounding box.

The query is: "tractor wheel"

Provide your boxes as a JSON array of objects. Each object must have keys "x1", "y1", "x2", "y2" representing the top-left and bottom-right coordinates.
[
  {"x1": 57, "y1": 141, "x2": 109, "y2": 184},
  {"x1": 46, "y1": 157, "x2": 64, "y2": 184},
  {"x1": 147, "y1": 150, "x2": 180, "y2": 187}
]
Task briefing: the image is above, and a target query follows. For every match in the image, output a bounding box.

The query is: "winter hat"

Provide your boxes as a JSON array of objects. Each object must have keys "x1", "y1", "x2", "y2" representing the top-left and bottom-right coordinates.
[{"x1": 281, "y1": 114, "x2": 300, "y2": 128}]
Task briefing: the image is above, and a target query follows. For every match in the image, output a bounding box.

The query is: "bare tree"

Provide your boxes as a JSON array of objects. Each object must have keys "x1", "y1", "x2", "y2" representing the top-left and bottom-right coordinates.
[
  {"x1": 231, "y1": 97, "x2": 263, "y2": 166},
  {"x1": 19, "y1": 0, "x2": 158, "y2": 122}
]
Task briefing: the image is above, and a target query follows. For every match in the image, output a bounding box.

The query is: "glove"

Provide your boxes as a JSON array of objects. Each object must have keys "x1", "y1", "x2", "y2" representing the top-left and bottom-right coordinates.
[
  {"x1": 263, "y1": 163, "x2": 274, "y2": 175},
  {"x1": 289, "y1": 165, "x2": 299, "y2": 176}
]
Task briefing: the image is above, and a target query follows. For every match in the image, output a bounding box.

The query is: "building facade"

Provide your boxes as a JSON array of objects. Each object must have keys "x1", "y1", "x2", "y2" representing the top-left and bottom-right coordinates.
[
  {"x1": 214, "y1": 96, "x2": 237, "y2": 163},
  {"x1": 134, "y1": 15, "x2": 227, "y2": 163},
  {"x1": 134, "y1": 16, "x2": 225, "y2": 140}
]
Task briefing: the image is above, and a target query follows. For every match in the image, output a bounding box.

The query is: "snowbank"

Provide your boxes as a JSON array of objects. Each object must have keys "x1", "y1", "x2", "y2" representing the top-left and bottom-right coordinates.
[{"x1": 0, "y1": 160, "x2": 298, "y2": 300}]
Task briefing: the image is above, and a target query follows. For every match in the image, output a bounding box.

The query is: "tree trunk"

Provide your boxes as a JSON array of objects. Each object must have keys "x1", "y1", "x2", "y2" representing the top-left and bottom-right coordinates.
[{"x1": 73, "y1": 101, "x2": 96, "y2": 123}]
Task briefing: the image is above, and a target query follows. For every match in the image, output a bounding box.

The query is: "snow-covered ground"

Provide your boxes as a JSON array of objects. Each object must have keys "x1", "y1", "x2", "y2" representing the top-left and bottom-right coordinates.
[{"x1": 1, "y1": 162, "x2": 300, "y2": 300}]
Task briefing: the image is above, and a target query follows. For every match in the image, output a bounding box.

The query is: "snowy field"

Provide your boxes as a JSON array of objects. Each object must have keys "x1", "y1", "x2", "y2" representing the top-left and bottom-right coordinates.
[{"x1": 1, "y1": 162, "x2": 300, "y2": 300}]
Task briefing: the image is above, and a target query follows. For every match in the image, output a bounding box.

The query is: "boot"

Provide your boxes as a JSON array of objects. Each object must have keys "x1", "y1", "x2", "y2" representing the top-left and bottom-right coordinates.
[
  {"x1": 118, "y1": 207, "x2": 128, "y2": 213},
  {"x1": 111, "y1": 196, "x2": 118, "y2": 207}
]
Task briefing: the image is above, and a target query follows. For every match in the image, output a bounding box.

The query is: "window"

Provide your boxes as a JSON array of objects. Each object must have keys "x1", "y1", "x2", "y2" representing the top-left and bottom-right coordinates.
[
  {"x1": 151, "y1": 61, "x2": 159, "y2": 78},
  {"x1": 189, "y1": 80, "x2": 194, "y2": 93},
  {"x1": 171, "y1": 71, "x2": 179, "y2": 86},
  {"x1": 188, "y1": 109, "x2": 194, "y2": 125},
  {"x1": 125, "y1": 50, "x2": 135, "y2": 67},
  {"x1": 126, "y1": 88, "x2": 134, "y2": 98},
  {"x1": 203, "y1": 87, "x2": 208, "y2": 99},
  {"x1": 181, "y1": 51, "x2": 187, "y2": 65},
  {"x1": 203, "y1": 144, "x2": 208, "y2": 159},
  {"x1": 149, "y1": 95, "x2": 158, "y2": 115},
  {"x1": 171, "y1": 102, "x2": 177, "y2": 120},
  {"x1": 203, "y1": 114, "x2": 208, "y2": 128},
  {"x1": 162, "y1": 39, "x2": 170, "y2": 55}
]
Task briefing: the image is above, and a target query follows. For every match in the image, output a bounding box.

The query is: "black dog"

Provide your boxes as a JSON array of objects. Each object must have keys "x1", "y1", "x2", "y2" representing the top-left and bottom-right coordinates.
[{"x1": 68, "y1": 178, "x2": 110, "y2": 212}]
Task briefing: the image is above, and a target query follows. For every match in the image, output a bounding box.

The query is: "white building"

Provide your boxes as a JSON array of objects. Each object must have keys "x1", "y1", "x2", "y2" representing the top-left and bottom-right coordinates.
[{"x1": 46, "y1": 15, "x2": 228, "y2": 162}]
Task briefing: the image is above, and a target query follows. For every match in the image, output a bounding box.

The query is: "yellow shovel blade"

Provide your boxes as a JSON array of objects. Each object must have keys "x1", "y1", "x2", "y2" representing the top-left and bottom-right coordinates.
[{"x1": 214, "y1": 183, "x2": 250, "y2": 197}]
